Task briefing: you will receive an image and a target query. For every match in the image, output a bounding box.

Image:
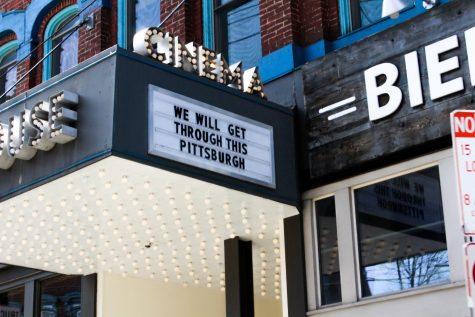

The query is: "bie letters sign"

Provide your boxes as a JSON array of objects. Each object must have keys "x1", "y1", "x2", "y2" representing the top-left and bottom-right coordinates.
[
  {"x1": 318, "y1": 26, "x2": 475, "y2": 122},
  {"x1": 148, "y1": 86, "x2": 275, "y2": 187}
]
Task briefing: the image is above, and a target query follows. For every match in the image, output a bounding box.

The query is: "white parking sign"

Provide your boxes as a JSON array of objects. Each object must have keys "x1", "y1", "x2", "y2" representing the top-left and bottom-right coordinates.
[{"x1": 451, "y1": 110, "x2": 475, "y2": 235}]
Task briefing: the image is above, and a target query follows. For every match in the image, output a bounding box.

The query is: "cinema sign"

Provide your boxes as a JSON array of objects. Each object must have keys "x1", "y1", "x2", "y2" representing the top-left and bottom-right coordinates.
[
  {"x1": 0, "y1": 91, "x2": 78, "y2": 169},
  {"x1": 133, "y1": 28, "x2": 265, "y2": 99}
]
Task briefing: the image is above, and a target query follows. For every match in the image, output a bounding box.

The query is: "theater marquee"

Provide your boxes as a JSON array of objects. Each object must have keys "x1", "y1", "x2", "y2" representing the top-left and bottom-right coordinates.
[
  {"x1": 148, "y1": 85, "x2": 275, "y2": 188},
  {"x1": 134, "y1": 28, "x2": 265, "y2": 99}
]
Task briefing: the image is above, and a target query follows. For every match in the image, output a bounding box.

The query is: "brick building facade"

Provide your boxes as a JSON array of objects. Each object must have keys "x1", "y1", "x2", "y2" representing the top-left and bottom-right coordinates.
[
  {"x1": 0, "y1": 1, "x2": 465, "y2": 317},
  {"x1": 0, "y1": 0, "x2": 344, "y2": 101}
]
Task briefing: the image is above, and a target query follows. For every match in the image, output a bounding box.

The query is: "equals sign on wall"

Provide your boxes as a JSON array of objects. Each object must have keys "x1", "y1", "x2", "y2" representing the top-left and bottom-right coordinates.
[{"x1": 319, "y1": 96, "x2": 357, "y2": 121}]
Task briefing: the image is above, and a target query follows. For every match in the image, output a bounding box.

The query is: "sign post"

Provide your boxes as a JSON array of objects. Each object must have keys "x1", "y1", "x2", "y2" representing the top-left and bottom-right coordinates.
[
  {"x1": 465, "y1": 243, "x2": 475, "y2": 313},
  {"x1": 451, "y1": 110, "x2": 475, "y2": 315}
]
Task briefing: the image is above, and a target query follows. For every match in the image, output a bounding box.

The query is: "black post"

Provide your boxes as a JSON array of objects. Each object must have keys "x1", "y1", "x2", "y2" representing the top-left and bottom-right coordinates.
[
  {"x1": 81, "y1": 273, "x2": 98, "y2": 317},
  {"x1": 284, "y1": 215, "x2": 307, "y2": 317},
  {"x1": 224, "y1": 237, "x2": 254, "y2": 317}
]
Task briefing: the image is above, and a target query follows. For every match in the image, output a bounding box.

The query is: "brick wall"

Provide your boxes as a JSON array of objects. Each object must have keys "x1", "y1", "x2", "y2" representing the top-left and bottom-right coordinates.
[
  {"x1": 78, "y1": 6, "x2": 115, "y2": 62},
  {"x1": 260, "y1": 0, "x2": 301, "y2": 55},
  {"x1": 260, "y1": 0, "x2": 340, "y2": 54},
  {"x1": 1, "y1": 0, "x2": 343, "y2": 99},
  {"x1": 0, "y1": 32, "x2": 17, "y2": 47},
  {"x1": 299, "y1": 0, "x2": 339, "y2": 45},
  {"x1": 160, "y1": 0, "x2": 203, "y2": 44},
  {"x1": 0, "y1": 0, "x2": 31, "y2": 12}
]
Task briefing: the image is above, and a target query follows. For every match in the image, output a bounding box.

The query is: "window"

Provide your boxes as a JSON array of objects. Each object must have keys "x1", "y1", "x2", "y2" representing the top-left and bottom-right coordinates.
[
  {"x1": 215, "y1": 0, "x2": 262, "y2": 69},
  {"x1": 315, "y1": 197, "x2": 342, "y2": 306},
  {"x1": 0, "y1": 48, "x2": 17, "y2": 103},
  {"x1": 354, "y1": 166, "x2": 450, "y2": 297},
  {"x1": 339, "y1": 0, "x2": 413, "y2": 34},
  {"x1": 38, "y1": 275, "x2": 82, "y2": 317},
  {"x1": 134, "y1": 0, "x2": 161, "y2": 32},
  {"x1": 43, "y1": 5, "x2": 79, "y2": 81},
  {"x1": 0, "y1": 287, "x2": 24, "y2": 317}
]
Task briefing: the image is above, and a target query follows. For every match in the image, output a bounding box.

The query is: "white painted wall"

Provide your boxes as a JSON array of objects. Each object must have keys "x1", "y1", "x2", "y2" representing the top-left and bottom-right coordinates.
[
  {"x1": 303, "y1": 149, "x2": 472, "y2": 317},
  {"x1": 307, "y1": 284, "x2": 469, "y2": 317},
  {"x1": 97, "y1": 272, "x2": 282, "y2": 317}
]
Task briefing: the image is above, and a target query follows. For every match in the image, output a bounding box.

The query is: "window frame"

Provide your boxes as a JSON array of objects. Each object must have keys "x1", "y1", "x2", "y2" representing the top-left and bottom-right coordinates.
[
  {"x1": 0, "y1": 266, "x2": 97, "y2": 317},
  {"x1": 36, "y1": 274, "x2": 83, "y2": 317},
  {"x1": 312, "y1": 194, "x2": 343, "y2": 308},
  {"x1": 42, "y1": 5, "x2": 79, "y2": 82},
  {"x1": 213, "y1": 0, "x2": 257, "y2": 62},
  {"x1": 129, "y1": 0, "x2": 162, "y2": 50},
  {"x1": 0, "y1": 40, "x2": 19, "y2": 103},
  {"x1": 350, "y1": 162, "x2": 449, "y2": 300},
  {"x1": 303, "y1": 149, "x2": 465, "y2": 311},
  {"x1": 338, "y1": 0, "x2": 417, "y2": 35}
]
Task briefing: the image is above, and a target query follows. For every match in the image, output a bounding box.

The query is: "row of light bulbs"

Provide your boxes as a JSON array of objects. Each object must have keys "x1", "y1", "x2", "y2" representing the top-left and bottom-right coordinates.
[{"x1": 0, "y1": 163, "x2": 287, "y2": 299}]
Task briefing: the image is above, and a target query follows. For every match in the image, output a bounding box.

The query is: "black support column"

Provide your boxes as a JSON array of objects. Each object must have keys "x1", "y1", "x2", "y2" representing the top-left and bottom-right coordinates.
[
  {"x1": 224, "y1": 237, "x2": 254, "y2": 317},
  {"x1": 284, "y1": 215, "x2": 307, "y2": 317},
  {"x1": 81, "y1": 273, "x2": 98, "y2": 317}
]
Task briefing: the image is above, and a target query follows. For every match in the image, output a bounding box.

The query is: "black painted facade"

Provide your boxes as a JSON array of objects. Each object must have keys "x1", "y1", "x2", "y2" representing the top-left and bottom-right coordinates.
[{"x1": 300, "y1": 0, "x2": 475, "y2": 189}]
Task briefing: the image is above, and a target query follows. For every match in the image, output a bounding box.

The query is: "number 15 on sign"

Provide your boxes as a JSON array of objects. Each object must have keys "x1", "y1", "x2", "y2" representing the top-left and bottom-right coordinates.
[{"x1": 451, "y1": 110, "x2": 475, "y2": 235}]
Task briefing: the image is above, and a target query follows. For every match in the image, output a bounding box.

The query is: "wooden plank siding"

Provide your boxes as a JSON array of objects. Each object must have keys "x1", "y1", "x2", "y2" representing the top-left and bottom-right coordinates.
[{"x1": 302, "y1": 0, "x2": 475, "y2": 187}]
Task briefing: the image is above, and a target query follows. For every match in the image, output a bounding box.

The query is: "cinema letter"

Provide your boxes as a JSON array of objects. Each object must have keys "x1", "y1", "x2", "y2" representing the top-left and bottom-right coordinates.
[
  {"x1": 364, "y1": 63, "x2": 402, "y2": 121},
  {"x1": 425, "y1": 35, "x2": 464, "y2": 100},
  {"x1": 404, "y1": 51, "x2": 424, "y2": 107},
  {"x1": 465, "y1": 27, "x2": 475, "y2": 87}
]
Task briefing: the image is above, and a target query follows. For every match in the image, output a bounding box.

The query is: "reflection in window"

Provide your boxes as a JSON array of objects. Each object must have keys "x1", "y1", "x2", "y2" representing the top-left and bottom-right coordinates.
[
  {"x1": 0, "y1": 50, "x2": 17, "y2": 103},
  {"x1": 0, "y1": 287, "x2": 24, "y2": 317},
  {"x1": 39, "y1": 275, "x2": 81, "y2": 317},
  {"x1": 349, "y1": 0, "x2": 412, "y2": 30},
  {"x1": 216, "y1": 0, "x2": 262, "y2": 69},
  {"x1": 135, "y1": 0, "x2": 161, "y2": 32},
  {"x1": 51, "y1": 17, "x2": 79, "y2": 78},
  {"x1": 354, "y1": 166, "x2": 449, "y2": 297},
  {"x1": 315, "y1": 197, "x2": 342, "y2": 306}
]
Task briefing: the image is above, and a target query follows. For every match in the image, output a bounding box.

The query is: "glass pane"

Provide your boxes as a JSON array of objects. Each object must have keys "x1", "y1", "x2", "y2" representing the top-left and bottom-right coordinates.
[
  {"x1": 227, "y1": 0, "x2": 262, "y2": 68},
  {"x1": 358, "y1": 0, "x2": 412, "y2": 27},
  {"x1": 39, "y1": 275, "x2": 81, "y2": 317},
  {"x1": 59, "y1": 30, "x2": 78, "y2": 74},
  {"x1": 135, "y1": 0, "x2": 161, "y2": 31},
  {"x1": 316, "y1": 197, "x2": 342, "y2": 306},
  {"x1": 51, "y1": 17, "x2": 79, "y2": 78},
  {"x1": 4, "y1": 65, "x2": 17, "y2": 99},
  {"x1": 354, "y1": 166, "x2": 450, "y2": 298},
  {"x1": 0, "y1": 287, "x2": 24, "y2": 317},
  {"x1": 0, "y1": 51, "x2": 17, "y2": 101}
]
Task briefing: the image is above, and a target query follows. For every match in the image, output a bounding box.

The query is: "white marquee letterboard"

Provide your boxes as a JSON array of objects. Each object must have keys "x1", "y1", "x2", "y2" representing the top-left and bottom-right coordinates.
[{"x1": 148, "y1": 85, "x2": 276, "y2": 188}]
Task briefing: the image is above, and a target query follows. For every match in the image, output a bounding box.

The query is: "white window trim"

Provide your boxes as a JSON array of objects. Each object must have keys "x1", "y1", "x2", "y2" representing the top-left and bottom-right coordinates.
[{"x1": 302, "y1": 148, "x2": 465, "y2": 312}]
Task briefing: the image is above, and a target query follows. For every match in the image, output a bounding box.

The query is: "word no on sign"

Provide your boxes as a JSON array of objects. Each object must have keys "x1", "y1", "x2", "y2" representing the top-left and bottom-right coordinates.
[{"x1": 451, "y1": 110, "x2": 475, "y2": 235}]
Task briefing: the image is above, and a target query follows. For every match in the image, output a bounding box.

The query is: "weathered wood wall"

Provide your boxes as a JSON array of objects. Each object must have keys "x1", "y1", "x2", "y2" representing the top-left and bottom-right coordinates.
[{"x1": 303, "y1": 0, "x2": 475, "y2": 187}]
